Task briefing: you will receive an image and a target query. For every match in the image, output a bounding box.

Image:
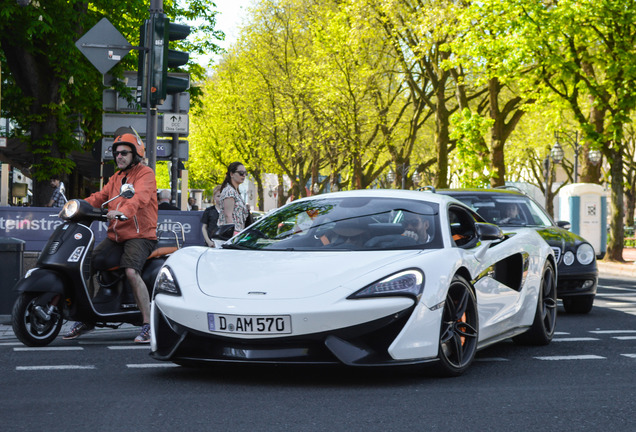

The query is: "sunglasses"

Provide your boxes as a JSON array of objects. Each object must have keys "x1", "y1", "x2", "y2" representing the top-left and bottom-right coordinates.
[
  {"x1": 235, "y1": 170, "x2": 247, "y2": 176},
  {"x1": 113, "y1": 150, "x2": 132, "y2": 157}
]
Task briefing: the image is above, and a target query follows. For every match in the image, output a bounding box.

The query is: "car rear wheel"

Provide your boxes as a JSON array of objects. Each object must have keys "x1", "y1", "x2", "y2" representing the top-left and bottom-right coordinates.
[
  {"x1": 514, "y1": 261, "x2": 557, "y2": 345},
  {"x1": 562, "y1": 295, "x2": 594, "y2": 314},
  {"x1": 434, "y1": 275, "x2": 478, "y2": 377}
]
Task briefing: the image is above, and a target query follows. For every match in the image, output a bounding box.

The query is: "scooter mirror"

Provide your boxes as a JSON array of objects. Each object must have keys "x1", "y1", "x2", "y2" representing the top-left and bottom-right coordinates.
[{"x1": 120, "y1": 183, "x2": 135, "y2": 199}]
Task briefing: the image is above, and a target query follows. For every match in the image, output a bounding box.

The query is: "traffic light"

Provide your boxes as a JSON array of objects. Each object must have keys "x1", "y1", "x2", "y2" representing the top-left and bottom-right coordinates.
[{"x1": 137, "y1": 16, "x2": 190, "y2": 107}]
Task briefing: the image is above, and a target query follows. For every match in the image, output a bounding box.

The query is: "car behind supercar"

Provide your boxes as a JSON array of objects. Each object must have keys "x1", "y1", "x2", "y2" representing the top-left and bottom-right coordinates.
[{"x1": 150, "y1": 189, "x2": 557, "y2": 376}]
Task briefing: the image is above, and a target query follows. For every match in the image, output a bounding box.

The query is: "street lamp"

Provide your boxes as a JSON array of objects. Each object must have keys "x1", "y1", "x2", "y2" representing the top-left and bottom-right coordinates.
[
  {"x1": 387, "y1": 169, "x2": 395, "y2": 187},
  {"x1": 554, "y1": 131, "x2": 603, "y2": 182},
  {"x1": 72, "y1": 114, "x2": 86, "y2": 146}
]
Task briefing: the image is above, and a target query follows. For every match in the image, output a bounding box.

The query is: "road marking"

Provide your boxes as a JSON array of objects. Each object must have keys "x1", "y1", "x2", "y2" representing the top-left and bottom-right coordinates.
[
  {"x1": 590, "y1": 330, "x2": 636, "y2": 334},
  {"x1": 534, "y1": 355, "x2": 605, "y2": 361},
  {"x1": 0, "y1": 342, "x2": 22, "y2": 346},
  {"x1": 475, "y1": 357, "x2": 509, "y2": 362},
  {"x1": 16, "y1": 365, "x2": 96, "y2": 370},
  {"x1": 621, "y1": 354, "x2": 636, "y2": 359},
  {"x1": 552, "y1": 337, "x2": 599, "y2": 342},
  {"x1": 107, "y1": 345, "x2": 150, "y2": 350},
  {"x1": 13, "y1": 346, "x2": 84, "y2": 352},
  {"x1": 613, "y1": 336, "x2": 636, "y2": 340},
  {"x1": 126, "y1": 363, "x2": 180, "y2": 368},
  {"x1": 554, "y1": 332, "x2": 570, "y2": 335}
]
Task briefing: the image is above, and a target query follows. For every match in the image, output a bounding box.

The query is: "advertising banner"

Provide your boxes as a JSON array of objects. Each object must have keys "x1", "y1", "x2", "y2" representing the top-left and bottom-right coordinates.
[{"x1": 0, "y1": 207, "x2": 204, "y2": 251}]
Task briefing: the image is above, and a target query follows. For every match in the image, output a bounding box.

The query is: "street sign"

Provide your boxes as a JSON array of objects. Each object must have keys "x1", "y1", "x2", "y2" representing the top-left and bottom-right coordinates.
[
  {"x1": 75, "y1": 18, "x2": 132, "y2": 75},
  {"x1": 162, "y1": 113, "x2": 189, "y2": 134},
  {"x1": 102, "y1": 113, "x2": 189, "y2": 137},
  {"x1": 0, "y1": 137, "x2": 6, "y2": 148},
  {"x1": 103, "y1": 89, "x2": 190, "y2": 113},
  {"x1": 102, "y1": 138, "x2": 188, "y2": 161}
]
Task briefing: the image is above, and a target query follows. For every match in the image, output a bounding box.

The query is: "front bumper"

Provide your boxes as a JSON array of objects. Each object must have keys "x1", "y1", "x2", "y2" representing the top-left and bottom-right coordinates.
[
  {"x1": 149, "y1": 302, "x2": 437, "y2": 367},
  {"x1": 555, "y1": 265, "x2": 598, "y2": 298}
]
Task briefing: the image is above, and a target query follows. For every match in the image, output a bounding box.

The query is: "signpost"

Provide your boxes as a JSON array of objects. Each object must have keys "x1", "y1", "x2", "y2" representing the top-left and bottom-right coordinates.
[
  {"x1": 75, "y1": 3, "x2": 191, "y2": 204},
  {"x1": 75, "y1": 18, "x2": 133, "y2": 75}
]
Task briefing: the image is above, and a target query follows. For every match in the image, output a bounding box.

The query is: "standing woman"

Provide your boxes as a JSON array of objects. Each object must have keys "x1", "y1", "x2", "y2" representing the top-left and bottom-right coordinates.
[{"x1": 218, "y1": 161, "x2": 250, "y2": 234}]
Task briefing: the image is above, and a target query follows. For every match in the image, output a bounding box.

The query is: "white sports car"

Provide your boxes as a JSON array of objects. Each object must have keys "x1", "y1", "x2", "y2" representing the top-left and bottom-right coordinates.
[{"x1": 150, "y1": 189, "x2": 557, "y2": 376}]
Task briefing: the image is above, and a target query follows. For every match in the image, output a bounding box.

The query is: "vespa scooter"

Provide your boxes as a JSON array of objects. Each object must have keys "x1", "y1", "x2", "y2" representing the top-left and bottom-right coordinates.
[{"x1": 11, "y1": 184, "x2": 183, "y2": 346}]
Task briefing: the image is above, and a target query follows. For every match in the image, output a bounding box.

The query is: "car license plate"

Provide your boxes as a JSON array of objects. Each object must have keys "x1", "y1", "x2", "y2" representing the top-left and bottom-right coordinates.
[{"x1": 207, "y1": 313, "x2": 292, "y2": 334}]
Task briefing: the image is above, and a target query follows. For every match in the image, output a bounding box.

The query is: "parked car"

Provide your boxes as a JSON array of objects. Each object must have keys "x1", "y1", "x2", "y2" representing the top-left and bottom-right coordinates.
[
  {"x1": 150, "y1": 189, "x2": 556, "y2": 376},
  {"x1": 438, "y1": 188, "x2": 598, "y2": 314}
]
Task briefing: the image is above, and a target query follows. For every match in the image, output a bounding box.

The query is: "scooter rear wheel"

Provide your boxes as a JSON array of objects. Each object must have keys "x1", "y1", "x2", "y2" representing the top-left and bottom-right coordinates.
[{"x1": 12, "y1": 293, "x2": 63, "y2": 347}]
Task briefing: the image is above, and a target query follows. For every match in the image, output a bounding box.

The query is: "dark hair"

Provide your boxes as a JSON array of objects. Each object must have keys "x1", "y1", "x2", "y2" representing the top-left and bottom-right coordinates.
[{"x1": 220, "y1": 161, "x2": 245, "y2": 192}]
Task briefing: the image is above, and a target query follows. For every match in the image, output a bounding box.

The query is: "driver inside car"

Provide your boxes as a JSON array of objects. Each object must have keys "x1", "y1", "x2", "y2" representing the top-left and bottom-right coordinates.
[{"x1": 499, "y1": 203, "x2": 522, "y2": 224}]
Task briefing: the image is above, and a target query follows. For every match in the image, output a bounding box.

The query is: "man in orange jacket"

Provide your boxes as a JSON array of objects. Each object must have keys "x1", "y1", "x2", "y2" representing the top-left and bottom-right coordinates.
[{"x1": 64, "y1": 128, "x2": 158, "y2": 343}]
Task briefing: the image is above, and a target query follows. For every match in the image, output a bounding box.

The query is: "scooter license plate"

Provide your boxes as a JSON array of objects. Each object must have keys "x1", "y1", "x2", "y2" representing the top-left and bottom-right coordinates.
[{"x1": 207, "y1": 313, "x2": 292, "y2": 334}]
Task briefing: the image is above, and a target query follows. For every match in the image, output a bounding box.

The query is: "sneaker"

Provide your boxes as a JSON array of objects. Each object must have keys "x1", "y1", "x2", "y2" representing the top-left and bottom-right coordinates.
[
  {"x1": 134, "y1": 323, "x2": 151, "y2": 343},
  {"x1": 63, "y1": 322, "x2": 94, "y2": 340}
]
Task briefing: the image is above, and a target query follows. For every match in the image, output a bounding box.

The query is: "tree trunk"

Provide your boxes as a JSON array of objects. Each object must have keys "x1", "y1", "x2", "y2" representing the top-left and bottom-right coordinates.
[
  {"x1": 435, "y1": 83, "x2": 450, "y2": 189},
  {"x1": 606, "y1": 145, "x2": 624, "y2": 261}
]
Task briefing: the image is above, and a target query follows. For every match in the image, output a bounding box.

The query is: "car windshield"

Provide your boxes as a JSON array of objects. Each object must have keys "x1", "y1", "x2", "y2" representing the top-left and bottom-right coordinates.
[
  {"x1": 227, "y1": 197, "x2": 442, "y2": 251},
  {"x1": 449, "y1": 194, "x2": 553, "y2": 227}
]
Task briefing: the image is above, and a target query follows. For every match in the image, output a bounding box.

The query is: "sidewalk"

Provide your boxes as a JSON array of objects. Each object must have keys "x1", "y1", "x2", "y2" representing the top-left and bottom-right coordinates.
[{"x1": 596, "y1": 247, "x2": 636, "y2": 278}]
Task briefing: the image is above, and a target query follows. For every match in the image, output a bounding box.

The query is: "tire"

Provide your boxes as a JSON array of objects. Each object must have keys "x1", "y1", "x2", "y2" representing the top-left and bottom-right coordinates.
[
  {"x1": 562, "y1": 295, "x2": 594, "y2": 314},
  {"x1": 12, "y1": 293, "x2": 63, "y2": 347},
  {"x1": 434, "y1": 275, "x2": 479, "y2": 377},
  {"x1": 514, "y1": 261, "x2": 557, "y2": 346}
]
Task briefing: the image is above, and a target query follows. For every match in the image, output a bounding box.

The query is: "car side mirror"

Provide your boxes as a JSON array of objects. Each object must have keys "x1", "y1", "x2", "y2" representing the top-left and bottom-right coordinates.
[
  {"x1": 475, "y1": 222, "x2": 504, "y2": 241},
  {"x1": 556, "y1": 220, "x2": 571, "y2": 230},
  {"x1": 213, "y1": 224, "x2": 235, "y2": 240}
]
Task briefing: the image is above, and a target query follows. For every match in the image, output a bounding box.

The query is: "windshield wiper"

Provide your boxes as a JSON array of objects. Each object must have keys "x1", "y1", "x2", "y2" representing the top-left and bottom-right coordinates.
[{"x1": 221, "y1": 243, "x2": 251, "y2": 250}]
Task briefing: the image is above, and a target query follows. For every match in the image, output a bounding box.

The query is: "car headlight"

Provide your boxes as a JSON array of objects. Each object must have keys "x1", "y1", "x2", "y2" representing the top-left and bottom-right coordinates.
[
  {"x1": 60, "y1": 199, "x2": 80, "y2": 219},
  {"x1": 563, "y1": 251, "x2": 575, "y2": 266},
  {"x1": 348, "y1": 269, "x2": 424, "y2": 300},
  {"x1": 576, "y1": 243, "x2": 595, "y2": 266},
  {"x1": 154, "y1": 266, "x2": 181, "y2": 297}
]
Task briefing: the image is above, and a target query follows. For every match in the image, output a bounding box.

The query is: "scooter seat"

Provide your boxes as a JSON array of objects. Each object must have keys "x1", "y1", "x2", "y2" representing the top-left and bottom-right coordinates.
[{"x1": 147, "y1": 246, "x2": 178, "y2": 259}]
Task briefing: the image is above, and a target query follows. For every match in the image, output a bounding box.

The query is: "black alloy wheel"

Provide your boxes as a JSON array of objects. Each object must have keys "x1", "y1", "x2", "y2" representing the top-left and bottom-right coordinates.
[{"x1": 435, "y1": 275, "x2": 479, "y2": 377}]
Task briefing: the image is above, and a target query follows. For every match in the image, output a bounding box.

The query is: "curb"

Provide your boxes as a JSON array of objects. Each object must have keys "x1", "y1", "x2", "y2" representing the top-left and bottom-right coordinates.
[{"x1": 597, "y1": 261, "x2": 636, "y2": 278}]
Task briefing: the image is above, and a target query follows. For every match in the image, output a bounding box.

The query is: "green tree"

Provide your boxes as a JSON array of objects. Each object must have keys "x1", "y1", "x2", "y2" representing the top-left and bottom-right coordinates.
[{"x1": 0, "y1": 0, "x2": 221, "y2": 205}]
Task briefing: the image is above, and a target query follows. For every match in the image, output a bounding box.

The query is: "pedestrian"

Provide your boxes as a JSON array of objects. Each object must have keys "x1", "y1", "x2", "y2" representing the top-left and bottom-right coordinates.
[
  {"x1": 201, "y1": 185, "x2": 222, "y2": 246},
  {"x1": 218, "y1": 161, "x2": 250, "y2": 235},
  {"x1": 46, "y1": 176, "x2": 67, "y2": 207},
  {"x1": 188, "y1": 196, "x2": 199, "y2": 211},
  {"x1": 63, "y1": 128, "x2": 158, "y2": 343},
  {"x1": 158, "y1": 189, "x2": 180, "y2": 210}
]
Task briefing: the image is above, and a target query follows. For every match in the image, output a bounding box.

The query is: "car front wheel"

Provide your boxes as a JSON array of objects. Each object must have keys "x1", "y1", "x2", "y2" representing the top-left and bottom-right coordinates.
[{"x1": 435, "y1": 275, "x2": 479, "y2": 377}]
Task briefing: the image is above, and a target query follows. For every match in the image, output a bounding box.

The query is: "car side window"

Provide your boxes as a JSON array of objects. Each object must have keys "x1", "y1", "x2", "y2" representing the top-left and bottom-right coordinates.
[{"x1": 448, "y1": 206, "x2": 478, "y2": 248}]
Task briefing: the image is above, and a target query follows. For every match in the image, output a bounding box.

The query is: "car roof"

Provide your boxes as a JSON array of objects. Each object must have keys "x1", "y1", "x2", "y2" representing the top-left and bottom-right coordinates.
[
  {"x1": 437, "y1": 188, "x2": 526, "y2": 197},
  {"x1": 293, "y1": 188, "x2": 465, "y2": 207}
]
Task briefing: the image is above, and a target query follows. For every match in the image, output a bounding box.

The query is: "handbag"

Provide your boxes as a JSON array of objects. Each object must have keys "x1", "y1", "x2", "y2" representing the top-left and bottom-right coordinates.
[{"x1": 245, "y1": 212, "x2": 255, "y2": 227}]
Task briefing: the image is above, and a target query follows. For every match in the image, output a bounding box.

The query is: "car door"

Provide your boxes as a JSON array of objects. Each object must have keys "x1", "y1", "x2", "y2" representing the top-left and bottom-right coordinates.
[{"x1": 447, "y1": 204, "x2": 529, "y2": 340}]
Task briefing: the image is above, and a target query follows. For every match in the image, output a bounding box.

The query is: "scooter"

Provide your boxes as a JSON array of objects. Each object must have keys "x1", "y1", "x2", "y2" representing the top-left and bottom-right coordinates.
[{"x1": 11, "y1": 184, "x2": 183, "y2": 347}]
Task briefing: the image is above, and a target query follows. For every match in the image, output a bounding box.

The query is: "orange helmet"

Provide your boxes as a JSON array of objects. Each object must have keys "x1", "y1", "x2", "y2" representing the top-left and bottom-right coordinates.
[{"x1": 113, "y1": 133, "x2": 145, "y2": 158}]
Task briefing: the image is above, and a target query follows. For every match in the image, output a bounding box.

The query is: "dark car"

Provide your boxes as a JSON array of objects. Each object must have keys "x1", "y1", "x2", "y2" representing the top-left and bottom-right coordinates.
[{"x1": 438, "y1": 188, "x2": 598, "y2": 314}]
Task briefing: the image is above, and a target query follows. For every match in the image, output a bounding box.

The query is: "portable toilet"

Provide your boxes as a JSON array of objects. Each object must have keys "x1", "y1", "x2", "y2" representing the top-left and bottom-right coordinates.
[{"x1": 559, "y1": 183, "x2": 607, "y2": 258}]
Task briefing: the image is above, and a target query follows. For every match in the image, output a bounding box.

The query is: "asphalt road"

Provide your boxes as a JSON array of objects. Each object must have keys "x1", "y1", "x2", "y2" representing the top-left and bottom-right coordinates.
[{"x1": 2, "y1": 276, "x2": 635, "y2": 432}]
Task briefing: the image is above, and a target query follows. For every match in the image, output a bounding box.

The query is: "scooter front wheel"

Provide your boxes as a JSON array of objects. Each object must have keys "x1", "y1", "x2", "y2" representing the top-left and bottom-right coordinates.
[{"x1": 12, "y1": 293, "x2": 63, "y2": 347}]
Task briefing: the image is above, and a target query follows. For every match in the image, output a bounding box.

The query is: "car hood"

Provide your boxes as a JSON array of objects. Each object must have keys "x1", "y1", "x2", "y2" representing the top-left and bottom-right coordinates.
[{"x1": 195, "y1": 249, "x2": 424, "y2": 299}]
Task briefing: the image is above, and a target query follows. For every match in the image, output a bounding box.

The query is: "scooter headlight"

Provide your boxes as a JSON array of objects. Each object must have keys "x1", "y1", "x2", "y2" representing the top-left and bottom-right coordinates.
[{"x1": 60, "y1": 200, "x2": 80, "y2": 219}]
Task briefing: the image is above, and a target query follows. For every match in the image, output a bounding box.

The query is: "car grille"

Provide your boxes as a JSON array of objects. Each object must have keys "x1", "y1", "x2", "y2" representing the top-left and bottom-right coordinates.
[{"x1": 551, "y1": 246, "x2": 562, "y2": 263}]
